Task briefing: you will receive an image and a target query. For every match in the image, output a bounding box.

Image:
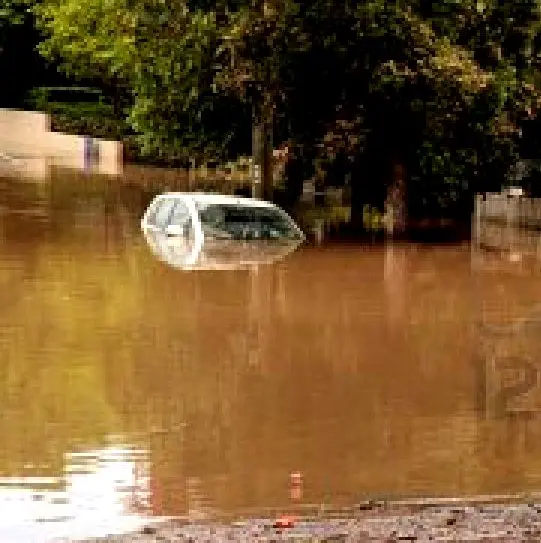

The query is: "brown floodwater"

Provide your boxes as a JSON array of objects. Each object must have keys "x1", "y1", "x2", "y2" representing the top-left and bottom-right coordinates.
[{"x1": 1, "y1": 167, "x2": 541, "y2": 539}]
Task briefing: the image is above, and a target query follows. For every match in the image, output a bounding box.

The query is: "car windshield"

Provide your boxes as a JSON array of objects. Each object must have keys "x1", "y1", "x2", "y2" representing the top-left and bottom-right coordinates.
[{"x1": 196, "y1": 203, "x2": 303, "y2": 241}]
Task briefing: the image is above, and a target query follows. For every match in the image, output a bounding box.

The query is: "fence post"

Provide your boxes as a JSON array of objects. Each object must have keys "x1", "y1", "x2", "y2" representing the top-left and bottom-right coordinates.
[{"x1": 84, "y1": 137, "x2": 100, "y2": 171}]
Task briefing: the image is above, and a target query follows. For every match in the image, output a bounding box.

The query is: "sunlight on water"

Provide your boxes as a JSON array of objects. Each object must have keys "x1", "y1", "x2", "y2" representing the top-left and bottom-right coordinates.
[{"x1": 0, "y1": 442, "x2": 160, "y2": 542}]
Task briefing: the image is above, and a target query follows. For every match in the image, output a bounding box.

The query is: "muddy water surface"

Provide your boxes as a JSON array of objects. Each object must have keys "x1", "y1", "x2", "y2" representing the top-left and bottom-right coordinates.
[{"x1": 1, "y1": 170, "x2": 541, "y2": 540}]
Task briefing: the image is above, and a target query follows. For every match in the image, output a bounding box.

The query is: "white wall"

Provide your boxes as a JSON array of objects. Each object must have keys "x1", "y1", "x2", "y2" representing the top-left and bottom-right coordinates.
[
  {"x1": 0, "y1": 108, "x2": 123, "y2": 176},
  {"x1": 476, "y1": 193, "x2": 541, "y2": 228}
]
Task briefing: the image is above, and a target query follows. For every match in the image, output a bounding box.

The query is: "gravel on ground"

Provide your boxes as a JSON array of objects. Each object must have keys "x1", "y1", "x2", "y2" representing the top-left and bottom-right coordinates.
[{"x1": 73, "y1": 497, "x2": 541, "y2": 541}]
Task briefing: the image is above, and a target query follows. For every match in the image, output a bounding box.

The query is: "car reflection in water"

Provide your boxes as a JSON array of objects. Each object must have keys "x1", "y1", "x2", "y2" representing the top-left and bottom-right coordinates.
[{"x1": 141, "y1": 193, "x2": 305, "y2": 270}]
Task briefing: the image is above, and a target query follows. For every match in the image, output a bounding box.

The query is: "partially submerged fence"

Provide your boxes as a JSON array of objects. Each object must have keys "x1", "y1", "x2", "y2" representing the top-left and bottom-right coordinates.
[
  {"x1": 122, "y1": 158, "x2": 254, "y2": 194},
  {"x1": 473, "y1": 190, "x2": 541, "y2": 260},
  {"x1": 472, "y1": 189, "x2": 541, "y2": 421},
  {"x1": 0, "y1": 108, "x2": 275, "y2": 191},
  {"x1": 475, "y1": 191, "x2": 541, "y2": 228}
]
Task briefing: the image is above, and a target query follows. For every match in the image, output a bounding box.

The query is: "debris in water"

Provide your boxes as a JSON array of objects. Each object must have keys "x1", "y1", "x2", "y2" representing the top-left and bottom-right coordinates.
[{"x1": 273, "y1": 515, "x2": 296, "y2": 529}]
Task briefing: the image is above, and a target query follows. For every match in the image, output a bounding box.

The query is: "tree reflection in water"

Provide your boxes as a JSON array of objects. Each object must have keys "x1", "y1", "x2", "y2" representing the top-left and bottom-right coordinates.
[{"x1": 1, "y1": 169, "x2": 541, "y2": 529}]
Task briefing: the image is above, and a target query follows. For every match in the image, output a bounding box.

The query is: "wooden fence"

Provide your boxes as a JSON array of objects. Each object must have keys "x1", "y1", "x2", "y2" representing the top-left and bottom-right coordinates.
[
  {"x1": 474, "y1": 191, "x2": 541, "y2": 229},
  {"x1": 473, "y1": 190, "x2": 541, "y2": 260}
]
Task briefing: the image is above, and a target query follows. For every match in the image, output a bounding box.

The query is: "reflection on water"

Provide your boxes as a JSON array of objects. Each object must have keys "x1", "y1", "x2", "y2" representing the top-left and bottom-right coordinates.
[
  {"x1": 143, "y1": 227, "x2": 303, "y2": 271},
  {"x1": 1, "y1": 169, "x2": 541, "y2": 538},
  {"x1": 0, "y1": 442, "x2": 154, "y2": 542}
]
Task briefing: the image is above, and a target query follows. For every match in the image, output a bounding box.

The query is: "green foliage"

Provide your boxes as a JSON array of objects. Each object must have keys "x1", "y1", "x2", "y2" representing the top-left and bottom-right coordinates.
[
  {"x1": 35, "y1": 0, "x2": 136, "y2": 82},
  {"x1": 33, "y1": 0, "x2": 541, "y2": 208},
  {"x1": 50, "y1": 111, "x2": 127, "y2": 139},
  {"x1": 35, "y1": 0, "x2": 251, "y2": 162},
  {"x1": 0, "y1": 0, "x2": 29, "y2": 28},
  {"x1": 362, "y1": 205, "x2": 385, "y2": 232}
]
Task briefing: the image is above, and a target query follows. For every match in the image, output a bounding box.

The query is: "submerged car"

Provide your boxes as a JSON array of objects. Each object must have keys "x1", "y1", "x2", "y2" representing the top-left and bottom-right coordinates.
[{"x1": 140, "y1": 193, "x2": 305, "y2": 269}]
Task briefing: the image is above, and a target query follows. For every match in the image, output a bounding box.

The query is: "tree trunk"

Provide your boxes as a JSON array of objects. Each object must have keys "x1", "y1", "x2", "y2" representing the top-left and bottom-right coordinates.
[
  {"x1": 283, "y1": 144, "x2": 304, "y2": 212},
  {"x1": 348, "y1": 156, "x2": 365, "y2": 234},
  {"x1": 384, "y1": 158, "x2": 408, "y2": 237},
  {"x1": 252, "y1": 95, "x2": 274, "y2": 201}
]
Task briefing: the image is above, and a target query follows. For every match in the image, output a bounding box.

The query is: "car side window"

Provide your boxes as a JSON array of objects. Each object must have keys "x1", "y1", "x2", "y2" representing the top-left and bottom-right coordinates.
[
  {"x1": 169, "y1": 200, "x2": 190, "y2": 225},
  {"x1": 169, "y1": 199, "x2": 194, "y2": 237},
  {"x1": 154, "y1": 198, "x2": 176, "y2": 230}
]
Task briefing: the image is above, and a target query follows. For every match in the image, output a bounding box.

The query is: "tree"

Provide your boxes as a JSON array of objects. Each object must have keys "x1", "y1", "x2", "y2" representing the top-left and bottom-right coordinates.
[
  {"x1": 0, "y1": 0, "x2": 48, "y2": 106},
  {"x1": 35, "y1": 0, "x2": 541, "y2": 222},
  {"x1": 211, "y1": 0, "x2": 541, "y2": 223},
  {"x1": 35, "y1": 0, "x2": 252, "y2": 164}
]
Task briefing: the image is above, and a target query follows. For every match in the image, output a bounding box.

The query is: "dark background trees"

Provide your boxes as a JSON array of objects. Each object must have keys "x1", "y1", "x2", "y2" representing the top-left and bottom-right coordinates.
[{"x1": 3, "y1": 0, "x2": 541, "y2": 225}]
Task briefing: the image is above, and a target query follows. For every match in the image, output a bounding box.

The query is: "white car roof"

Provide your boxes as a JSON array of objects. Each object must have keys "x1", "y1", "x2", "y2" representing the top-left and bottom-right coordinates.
[{"x1": 156, "y1": 192, "x2": 277, "y2": 208}]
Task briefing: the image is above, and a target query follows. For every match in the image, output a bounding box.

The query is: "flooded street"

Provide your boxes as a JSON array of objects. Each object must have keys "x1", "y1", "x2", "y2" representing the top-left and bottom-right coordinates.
[{"x1": 1, "y1": 169, "x2": 541, "y2": 540}]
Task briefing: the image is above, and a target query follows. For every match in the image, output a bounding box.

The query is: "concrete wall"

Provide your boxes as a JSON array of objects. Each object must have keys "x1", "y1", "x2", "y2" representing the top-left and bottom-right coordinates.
[
  {"x1": 0, "y1": 108, "x2": 122, "y2": 177},
  {"x1": 0, "y1": 109, "x2": 50, "y2": 151},
  {"x1": 0, "y1": 156, "x2": 50, "y2": 180},
  {"x1": 97, "y1": 139, "x2": 123, "y2": 176}
]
